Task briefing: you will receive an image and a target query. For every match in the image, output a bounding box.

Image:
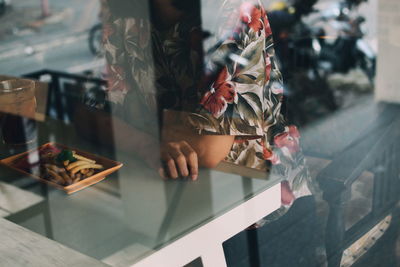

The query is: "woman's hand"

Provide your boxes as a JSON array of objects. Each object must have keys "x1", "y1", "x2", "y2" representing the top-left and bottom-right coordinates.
[
  {"x1": 160, "y1": 140, "x2": 199, "y2": 181},
  {"x1": 159, "y1": 110, "x2": 234, "y2": 180}
]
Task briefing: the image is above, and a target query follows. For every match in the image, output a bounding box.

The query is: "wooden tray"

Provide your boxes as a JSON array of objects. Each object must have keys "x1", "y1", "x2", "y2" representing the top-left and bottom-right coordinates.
[{"x1": 0, "y1": 142, "x2": 123, "y2": 194}]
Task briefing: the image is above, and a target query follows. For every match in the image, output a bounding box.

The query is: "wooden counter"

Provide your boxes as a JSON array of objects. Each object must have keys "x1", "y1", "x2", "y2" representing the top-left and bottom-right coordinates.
[{"x1": 0, "y1": 218, "x2": 108, "y2": 267}]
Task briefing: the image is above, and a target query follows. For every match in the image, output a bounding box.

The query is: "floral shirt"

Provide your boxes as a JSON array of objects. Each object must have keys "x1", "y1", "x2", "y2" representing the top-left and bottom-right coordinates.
[{"x1": 102, "y1": 0, "x2": 313, "y2": 218}]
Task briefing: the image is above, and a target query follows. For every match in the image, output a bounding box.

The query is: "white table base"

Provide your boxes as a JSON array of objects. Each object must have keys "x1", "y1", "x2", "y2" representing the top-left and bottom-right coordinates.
[{"x1": 133, "y1": 183, "x2": 281, "y2": 267}]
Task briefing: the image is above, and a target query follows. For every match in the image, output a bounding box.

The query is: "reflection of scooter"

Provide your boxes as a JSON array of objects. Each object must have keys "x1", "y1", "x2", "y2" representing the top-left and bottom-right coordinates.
[
  {"x1": 268, "y1": 0, "x2": 338, "y2": 125},
  {"x1": 314, "y1": 0, "x2": 376, "y2": 84},
  {"x1": 88, "y1": 23, "x2": 104, "y2": 56}
]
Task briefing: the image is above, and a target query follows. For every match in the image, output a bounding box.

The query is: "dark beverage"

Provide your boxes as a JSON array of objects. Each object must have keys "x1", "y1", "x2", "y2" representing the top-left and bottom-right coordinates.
[
  {"x1": 0, "y1": 79, "x2": 37, "y2": 145},
  {"x1": 1, "y1": 114, "x2": 36, "y2": 145}
]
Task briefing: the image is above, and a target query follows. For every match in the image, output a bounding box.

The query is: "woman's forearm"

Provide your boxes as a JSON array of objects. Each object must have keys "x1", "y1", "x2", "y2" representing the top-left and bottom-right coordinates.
[{"x1": 162, "y1": 124, "x2": 234, "y2": 168}]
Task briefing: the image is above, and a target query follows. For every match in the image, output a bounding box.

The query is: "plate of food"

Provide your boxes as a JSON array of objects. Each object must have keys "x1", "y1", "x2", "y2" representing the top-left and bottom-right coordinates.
[{"x1": 0, "y1": 142, "x2": 123, "y2": 194}]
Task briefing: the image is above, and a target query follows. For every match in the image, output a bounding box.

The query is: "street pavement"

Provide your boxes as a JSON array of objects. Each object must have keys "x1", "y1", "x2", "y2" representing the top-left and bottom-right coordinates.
[
  {"x1": 0, "y1": 0, "x2": 101, "y2": 76},
  {"x1": 0, "y1": 0, "x2": 377, "y2": 77}
]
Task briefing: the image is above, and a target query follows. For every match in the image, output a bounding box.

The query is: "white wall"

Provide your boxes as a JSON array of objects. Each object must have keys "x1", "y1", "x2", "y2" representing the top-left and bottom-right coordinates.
[{"x1": 375, "y1": 0, "x2": 400, "y2": 103}]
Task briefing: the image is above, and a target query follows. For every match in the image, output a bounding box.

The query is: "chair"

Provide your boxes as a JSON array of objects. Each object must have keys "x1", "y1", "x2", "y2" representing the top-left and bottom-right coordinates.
[
  {"x1": 23, "y1": 69, "x2": 107, "y2": 123},
  {"x1": 317, "y1": 104, "x2": 400, "y2": 267}
]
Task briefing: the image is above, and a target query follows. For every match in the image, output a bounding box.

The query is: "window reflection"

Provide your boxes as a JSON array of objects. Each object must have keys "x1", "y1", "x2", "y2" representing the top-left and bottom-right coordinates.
[{"x1": 0, "y1": 0, "x2": 399, "y2": 267}]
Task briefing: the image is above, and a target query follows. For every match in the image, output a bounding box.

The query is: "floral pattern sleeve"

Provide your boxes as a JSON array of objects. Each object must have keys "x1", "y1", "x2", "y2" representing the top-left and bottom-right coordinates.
[
  {"x1": 184, "y1": 0, "x2": 283, "y2": 139},
  {"x1": 102, "y1": 0, "x2": 315, "y2": 218},
  {"x1": 101, "y1": 0, "x2": 159, "y2": 134},
  {"x1": 182, "y1": 0, "x2": 314, "y2": 208}
]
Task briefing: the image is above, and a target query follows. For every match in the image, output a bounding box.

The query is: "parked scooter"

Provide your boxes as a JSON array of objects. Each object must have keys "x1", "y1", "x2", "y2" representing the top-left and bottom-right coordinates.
[
  {"x1": 268, "y1": 0, "x2": 338, "y2": 125},
  {"x1": 313, "y1": 0, "x2": 376, "y2": 84}
]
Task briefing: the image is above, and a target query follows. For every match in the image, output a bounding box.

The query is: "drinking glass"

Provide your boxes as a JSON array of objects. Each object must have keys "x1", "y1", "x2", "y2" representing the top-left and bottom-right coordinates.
[{"x1": 0, "y1": 79, "x2": 37, "y2": 145}]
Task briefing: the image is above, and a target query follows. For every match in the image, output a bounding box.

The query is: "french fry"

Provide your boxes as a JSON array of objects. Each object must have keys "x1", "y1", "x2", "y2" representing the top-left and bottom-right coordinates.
[
  {"x1": 60, "y1": 171, "x2": 73, "y2": 185},
  {"x1": 72, "y1": 176, "x2": 81, "y2": 183},
  {"x1": 72, "y1": 152, "x2": 96, "y2": 164},
  {"x1": 45, "y1": 164, "x2": 62, "y2": 173},
  {"x1": 47, "y1": 169, "x2": 65, "y2": 184},
  {"x1": 41, "y1": 149, "x2": 103, "y2": 186},
  {"x1": 70, "y1": 164, "x2": 103, "y2": 176},
  {"x1": 65, "y1": 160, "x2": 90, "y2": 171},
  {"x1": 86, "y1": 169, "x2": 94, "y2": 177},
  {"x1": 45, "y1": 164, "x2": 72, "y2": 185}
]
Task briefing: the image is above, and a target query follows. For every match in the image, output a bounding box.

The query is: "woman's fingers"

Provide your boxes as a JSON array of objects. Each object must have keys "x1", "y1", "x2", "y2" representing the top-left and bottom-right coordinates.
[
  {"x1": 168, "y1": 143, "x2": 190, "y2": 177},
  {"x1": 180, "y1": 142, "x2": 198, "y2": 180},
  {"x1": 160, "y1": 141, "x2": 199, "y2": 180},
  {"x1": 161, "y1": 151, "x2": 179, "y2": 179}
]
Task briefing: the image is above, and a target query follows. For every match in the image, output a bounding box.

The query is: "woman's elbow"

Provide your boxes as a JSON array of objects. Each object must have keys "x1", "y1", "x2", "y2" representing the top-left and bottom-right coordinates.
[
  {"x1": 196, "y1": 135, "x2": 234, "y2": 169},
  {"x1": 199, "y1": 153, "x2": 227, "y2": 169},
  {"x1": 200, "y1": 158, "x2": 220, "y2": 169}
]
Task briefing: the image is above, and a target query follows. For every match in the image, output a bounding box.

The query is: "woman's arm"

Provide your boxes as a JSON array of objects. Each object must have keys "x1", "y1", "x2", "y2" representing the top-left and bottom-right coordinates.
[
  {"x1": 162, "y1": 125, "x2": 234, "y2": 180},
  {"x1": 75, "y1": 105, "x2": 234, "y2": 180},
  {"x1": 161, "y1": 110, "x2": 234, "y2": 180},
  {"x1": 100, "y1": 0, "x2": 235, "y2": 180}
]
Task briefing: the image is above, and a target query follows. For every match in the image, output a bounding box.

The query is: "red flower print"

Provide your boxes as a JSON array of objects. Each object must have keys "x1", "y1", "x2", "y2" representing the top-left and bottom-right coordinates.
[
  {"x1": 106, "y1": 64, "x2": 129, "y2": 92},
  {"x1": 201, "y1": 67, "x2": 237, "y2": 118},
  {"x1": 263, "y1": 146, "x2": 280, "y2": 164},
  {"x1": 240, "y1": 3, "x2": 263, "y2": 33},
  {"x1": 274, "y1": 125, "x2": 301, "y2": 155},
  {"x1": 263, "y1": 146, "x2": 272, "y2": 158},
  {"x1": 240, "y1": 3, "x2": 271, "y2": 35},
  {"x1": 234, "y1": 139, "x2": 249, "y2": 145},
  {"x1": 200, "y1": 91, "x2": 228, "y2": 118},
  {"x1": 281, "y1": 180, "x2": 295, "y2": 206},
  {"x1": 260, "y1": 139, "x2": 281, "y2": 164}
]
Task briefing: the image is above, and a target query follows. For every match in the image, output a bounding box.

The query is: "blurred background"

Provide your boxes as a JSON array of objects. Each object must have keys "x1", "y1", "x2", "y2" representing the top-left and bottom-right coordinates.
[
  {"x1": 0, "y1": 0, "x2": 379, "y2": 126},
  {"x1": 2, "y1": 1, "x2": 400, "y2": 266}
]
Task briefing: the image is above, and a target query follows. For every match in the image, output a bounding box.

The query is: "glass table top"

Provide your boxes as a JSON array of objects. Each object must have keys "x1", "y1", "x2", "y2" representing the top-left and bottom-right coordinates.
[{"x1": 0, "y1": 118, "x2": 281, "y2": 265}]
